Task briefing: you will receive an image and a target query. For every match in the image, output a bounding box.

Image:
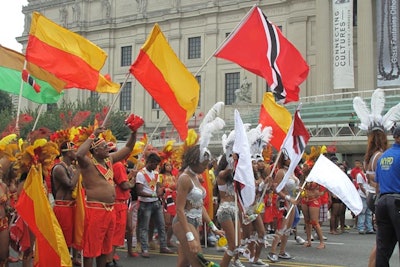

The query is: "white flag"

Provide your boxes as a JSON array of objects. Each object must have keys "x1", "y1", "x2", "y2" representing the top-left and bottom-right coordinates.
[
  {"x1": 233, "y1": 109, "x2": 255, "y2": 208},
  {"x1": 306, "y1": 154, "x2": 362, "y2": 216},
  {"x1": 276, "y1": 110, "x2": 310, "y2": 192}
]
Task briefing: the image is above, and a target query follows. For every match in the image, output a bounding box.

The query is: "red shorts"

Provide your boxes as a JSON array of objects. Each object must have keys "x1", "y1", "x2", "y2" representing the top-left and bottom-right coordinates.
[
  {"x1": 301, "y1": 198, "x2": 321, "y2": 208},
  {"x1": 83, "y1": 201, "x2": 116, "y2": 258},
  {"x1": 53, "y1": 200, "x2": 76, "y2": 247},
  {"x1": 112, "y1": 201, "x2": 128, "y2": 246}
]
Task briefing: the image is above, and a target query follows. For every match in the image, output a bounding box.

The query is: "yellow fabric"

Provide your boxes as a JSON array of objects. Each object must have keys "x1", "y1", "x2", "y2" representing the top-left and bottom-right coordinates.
[
  {"x1": 141, "y1": 24, "x2": 199, "y2": 121},
  {"x1": 26, "y1": 165, "x2": 72, "y2": 267},
  {"x1": 95, "y1": 73, "x2": 120, "y2": 93},
  {"x1": 30, "y1": 12, "x2": 107, "y2": 71}
]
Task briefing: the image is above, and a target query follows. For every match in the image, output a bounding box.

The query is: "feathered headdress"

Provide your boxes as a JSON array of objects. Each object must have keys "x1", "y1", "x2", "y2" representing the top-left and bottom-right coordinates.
[
  {"x1": 246, "y1": 124, "x2": 273, "y2": 157},
  {"x1": 14, "y1": 138, "x2": 59, "y2": 178},
  {"x1": 222, "y1": 123, "x2": 251, "y2": 161},
  {"x1": 353, "y1": 89, "x2": 400, "y2": 132},
  {"x1": 198, "y1": 102, "x2": 225, "y2": 162}
]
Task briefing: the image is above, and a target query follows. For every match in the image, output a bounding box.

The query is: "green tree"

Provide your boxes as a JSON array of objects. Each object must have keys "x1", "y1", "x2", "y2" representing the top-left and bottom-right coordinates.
[{"x1": 0, "y1": 91, "x2": 12, "y2": 113}]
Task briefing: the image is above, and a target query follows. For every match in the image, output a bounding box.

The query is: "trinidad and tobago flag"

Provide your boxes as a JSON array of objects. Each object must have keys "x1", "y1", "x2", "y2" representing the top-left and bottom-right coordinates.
[{"x1": 215, "y1": 5, "x2": 309, "y2": 104}]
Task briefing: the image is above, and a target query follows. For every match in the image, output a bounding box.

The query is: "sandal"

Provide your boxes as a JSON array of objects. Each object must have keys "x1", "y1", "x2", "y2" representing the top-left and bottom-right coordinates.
[
  {"x1": 317, "y1": 243, "x2": 326, "y2": 249},
  {"x1": 303, "y1": 242, "x2": 312, "y2": 247}
]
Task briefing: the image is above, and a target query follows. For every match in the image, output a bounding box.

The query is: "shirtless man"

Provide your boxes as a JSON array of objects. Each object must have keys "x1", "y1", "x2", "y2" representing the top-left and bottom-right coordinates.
[
  {"x1": 76, "y1": 126, "x2": 138, "y2": 267},
  {"x1": 51, "y1": 141, "x2": 81, "y2": 265}
]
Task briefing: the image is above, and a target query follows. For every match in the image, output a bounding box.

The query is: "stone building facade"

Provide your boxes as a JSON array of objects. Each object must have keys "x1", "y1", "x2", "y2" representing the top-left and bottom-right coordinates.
[{"x1": 17, "y1": 0, "x2": 379, "y2": 153}]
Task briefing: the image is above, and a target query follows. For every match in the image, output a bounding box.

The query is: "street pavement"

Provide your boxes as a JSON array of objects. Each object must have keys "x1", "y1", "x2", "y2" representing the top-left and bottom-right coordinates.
[{"x1": 9, "y1": 212, "x2": 399, "y2": 266}]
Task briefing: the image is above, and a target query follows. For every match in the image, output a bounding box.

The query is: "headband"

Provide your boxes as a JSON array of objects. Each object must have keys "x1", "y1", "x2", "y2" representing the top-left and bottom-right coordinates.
[
  {"x1": 61, "y1": 142, "x2": 76, "y2": 152},
  {"x1": 91, "y1": 138, "x2": 106, "y2": 150}
]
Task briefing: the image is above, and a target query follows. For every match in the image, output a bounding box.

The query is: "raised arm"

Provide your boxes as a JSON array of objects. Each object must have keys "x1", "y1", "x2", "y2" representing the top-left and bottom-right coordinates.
[{"x1": 76, "y1": 127, "x2": 105, "y2": 168}]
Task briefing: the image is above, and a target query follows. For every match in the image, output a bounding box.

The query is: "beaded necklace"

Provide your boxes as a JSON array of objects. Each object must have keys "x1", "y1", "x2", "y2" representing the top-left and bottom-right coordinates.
[{"x1": 92, "y1": 157, "x2": 114, "y2": 185}]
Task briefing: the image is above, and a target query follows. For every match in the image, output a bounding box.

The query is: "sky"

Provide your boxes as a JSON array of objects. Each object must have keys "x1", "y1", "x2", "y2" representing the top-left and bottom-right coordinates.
[{"x1": 0, "y1": 0, "x2": 28, "y2": 52}]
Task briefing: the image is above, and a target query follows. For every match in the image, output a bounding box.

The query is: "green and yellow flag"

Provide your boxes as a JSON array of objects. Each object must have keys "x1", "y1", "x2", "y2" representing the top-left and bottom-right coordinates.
[{"x1": 0, "y1": 45, "x2": 64, "y2": 104}]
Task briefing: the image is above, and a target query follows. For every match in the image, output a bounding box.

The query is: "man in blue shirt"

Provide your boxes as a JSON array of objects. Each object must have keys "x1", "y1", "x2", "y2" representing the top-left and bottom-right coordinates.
[{"x1": 375, "y1": 126, "x2": 400, "y2": 267}]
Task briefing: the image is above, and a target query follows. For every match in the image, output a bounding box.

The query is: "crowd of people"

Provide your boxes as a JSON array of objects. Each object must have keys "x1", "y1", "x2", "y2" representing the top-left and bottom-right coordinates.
[
  {"x1": 0, "y1": 126, "x2": 382, "y2": 267},
  {"x1": 1, "y1": 92, "x2": 400, "y2": 267}
]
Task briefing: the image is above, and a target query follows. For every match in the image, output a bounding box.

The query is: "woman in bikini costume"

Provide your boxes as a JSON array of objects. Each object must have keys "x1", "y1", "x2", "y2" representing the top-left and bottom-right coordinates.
[
  {"x1": 365, "y1": 128, "x2": 388, "y2": 267},
  {"x1": 300, "y1": 164, "x2": 325, "y2": 249},
  {"x1": 268, "y1": 151, "x2": 299, "y2": 262},
  {"x1": 172, "y1": 145, "x2": 224, "y2": 267},
  {"x1": 215, "y1": 156, "x2": 245, "y2": 267}
]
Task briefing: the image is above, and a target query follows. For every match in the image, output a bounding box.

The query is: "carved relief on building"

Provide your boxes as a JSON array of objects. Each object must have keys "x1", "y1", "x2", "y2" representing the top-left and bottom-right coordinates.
[
  {"x1": 136, "y1": 0, "x2": 148, "y2": 18},
  {"x1": 59, "y1": 5, "x2": 68, "y2": 27},
  {"x1": 234, "y1": 77, "x2": 252, "y2": 104},
  {"x1": 72, "y1": 0, "x2": 81, "y2": 24}
]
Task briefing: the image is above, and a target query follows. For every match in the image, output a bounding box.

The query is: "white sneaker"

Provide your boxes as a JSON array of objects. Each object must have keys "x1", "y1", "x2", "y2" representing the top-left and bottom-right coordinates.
[
  {"x1": 296, "y1": 236, "x2": 306, "y2": 245},
  {"x1": 252, "y1": 259, "x2": 269, "y2": 266},
  {"x1": 313, "y1": 233, "x2": 327, "y2": 241},
  {"x1": 232, "y1": 259, "x2": 245, "y2": 267}
]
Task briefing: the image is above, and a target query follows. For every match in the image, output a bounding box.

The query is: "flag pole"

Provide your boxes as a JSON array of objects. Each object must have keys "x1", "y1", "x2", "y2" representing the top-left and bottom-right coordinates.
[
  {"x1": 257, "y1": 150, "x2": 282, "y2": 206},
  {"x1": 32, "y1": 104, "x2": 44, "y2": 131},
  {"x1": 284, "y1": 180, "x2": 307, "y2": 220},
  {"x1": 101, "y1": 72, "x2": 131, "y2": 127},
  {"x1": 193, "y1": 4, "x2": 257, "y2": 76},
  {"x1": 16, "y1": 61, "x2": 28, "y2": 135}
]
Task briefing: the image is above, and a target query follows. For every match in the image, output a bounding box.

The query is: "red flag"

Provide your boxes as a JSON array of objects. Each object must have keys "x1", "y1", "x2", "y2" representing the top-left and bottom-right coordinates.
[
  {"x1": 22, "y1": 69, "x2": 41, "y2": 93},
  {"x1": 214, "y1": 6, "x2": 309, "y2": 104},
  {"x1": 276, "y1": 110, "x2": 310, "y2": 192}
]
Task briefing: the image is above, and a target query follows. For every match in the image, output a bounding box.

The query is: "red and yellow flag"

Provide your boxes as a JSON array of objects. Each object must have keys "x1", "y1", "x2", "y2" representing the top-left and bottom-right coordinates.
[
  {"x1": 73, "y1": 175, "x2": 85, "y2": 250},
  {"x1": 130, "y1": 23, "x2": 199, "y2": 140},
  {"x1": 26, "y1": 12, "x2": 119, "y2": 93},
  {"x1": 15, "y1": 165, "x2": 72, "y2": 267},
  {"x1": 259, "y1": 92, "x2": 292, "y2": 150}
]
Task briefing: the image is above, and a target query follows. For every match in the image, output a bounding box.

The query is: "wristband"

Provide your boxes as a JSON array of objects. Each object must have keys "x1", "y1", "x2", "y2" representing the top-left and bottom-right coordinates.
[
  {"x1": 186, "y1": 232, "x2": 195, "y2": 241},
  {"x1": 89, "y1": 133, "x2": 96, "y2": 139},
  {"x1": 208, "y1": 221, "x2": 218, "y2": 232},
  {"x1": 285, "y1": 195, "x2": 291, "y2": 201}
]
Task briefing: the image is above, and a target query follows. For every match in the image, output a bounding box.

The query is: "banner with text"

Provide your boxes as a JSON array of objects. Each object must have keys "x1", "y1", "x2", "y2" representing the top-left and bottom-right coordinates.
[
  {"x1": 376, "y1": 0, "x2": 400, "y2": 87},
  {"x1": 332, "y1": 0, "x2": 354, "y2": 89}
]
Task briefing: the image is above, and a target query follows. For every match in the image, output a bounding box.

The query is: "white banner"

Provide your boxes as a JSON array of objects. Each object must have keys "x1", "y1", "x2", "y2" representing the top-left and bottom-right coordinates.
[
  {"x1": 376, "y1": 0, "x2": 400, "y2": 86},
  {"x1": 332, "y1": 0, "x2": 354, "y2": 89}
]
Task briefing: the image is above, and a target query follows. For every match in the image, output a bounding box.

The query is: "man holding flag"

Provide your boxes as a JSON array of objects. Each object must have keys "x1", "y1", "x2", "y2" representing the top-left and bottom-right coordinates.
[{"x1": 76, "y1": 120, "x2": 140, "y2": 267}]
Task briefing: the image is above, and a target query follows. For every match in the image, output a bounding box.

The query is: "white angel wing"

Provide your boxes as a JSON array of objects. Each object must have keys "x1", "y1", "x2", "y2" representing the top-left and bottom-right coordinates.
[
  {"x1": 199, "y1": 102, "x2": 225, "y2": 161},
  {"x1": 382, "y1": 103, "x2": 400, "y2": 130},
  {"x1": 199, "y1": 102, "x2": 224, "y2": 133},
  {"x1": 370, "y1": 89, "x2": 385, "y2": 124},
  {"x1": 353, "y1": 96, "x2": 371, "y2": 130}
]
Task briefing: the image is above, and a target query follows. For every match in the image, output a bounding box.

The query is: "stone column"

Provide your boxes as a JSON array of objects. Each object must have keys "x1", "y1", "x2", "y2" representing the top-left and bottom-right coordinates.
[
  {"x1": 315, "y1": 1, "x2": 331, "y2": 96},
  {"x1": 357, "y1": 0, "x2": 374, "y2": 91}
]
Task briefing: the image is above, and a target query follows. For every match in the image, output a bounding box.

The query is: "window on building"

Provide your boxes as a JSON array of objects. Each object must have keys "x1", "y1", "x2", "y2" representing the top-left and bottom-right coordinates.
[
  {"x1": 90, "y1": 91, "x2": 99, "y2": 100},
  {"x1": 47, "y1": 103, "x2": 57, "y2": 112},
  {"x1": 188, "y1": 37, "x2": 201, "y2": 59},
  {"x1": 152, "y1": 99, "x2": 160, "y2": 109},
  {"x1": 119, "y1": 82, "x2": 131, "y2": 111},
  {"x1": 121, "y1": 46, "x2": 132, "y2": 66},
  {"x1": 225, "y1": 72, "x2": 240, "y2": 105},
  {"x1": 195, "y1": 75, "x2": 201, "y2": 107}
]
